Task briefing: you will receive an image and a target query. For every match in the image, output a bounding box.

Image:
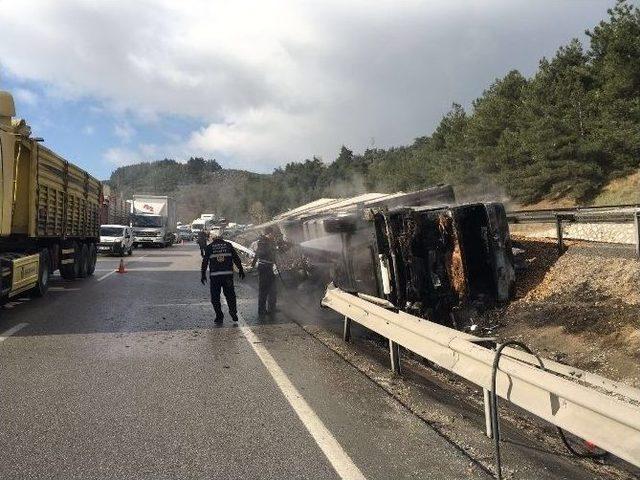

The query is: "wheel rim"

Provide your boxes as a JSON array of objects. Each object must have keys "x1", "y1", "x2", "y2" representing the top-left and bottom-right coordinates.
[{"x1": 41, "y1": 268, "x2": 48, "y2": 287}]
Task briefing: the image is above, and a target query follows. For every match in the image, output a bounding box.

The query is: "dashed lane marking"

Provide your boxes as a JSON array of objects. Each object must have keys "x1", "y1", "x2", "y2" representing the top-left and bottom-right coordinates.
[
  {"x1": 237, "y1": 313, "x2": 367, "y2": 480},
  {"x1": 2, "y1": 298, "x2": 31, "y2": 309},
  {"x1": 96, "y1": 270, "x2": 117, "y2": 282},
  {"x1": 0, "y1": 323, "x2": 28, "y2": 342}
]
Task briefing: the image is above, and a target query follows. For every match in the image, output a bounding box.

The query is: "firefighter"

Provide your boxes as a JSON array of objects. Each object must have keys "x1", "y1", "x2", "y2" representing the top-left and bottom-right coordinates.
[
  {"x1": 197, "y1": 229, "x2": 208, "y2": 257},
  {"x1": 251, "y1": 227, "x2": 278, "y2": 316},
  {"x1": 201, "y1": 230, "x2": 245, "y2": 323}
]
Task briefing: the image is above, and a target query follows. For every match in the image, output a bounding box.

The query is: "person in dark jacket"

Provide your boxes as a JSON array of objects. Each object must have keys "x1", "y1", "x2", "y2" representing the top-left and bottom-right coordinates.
[
  {"x1": 197, "y1": 229, "x2": 208, "y2": 257},
  {"x1": 201, "y1": 232, "x2": 245, "y2": 323},
  {"x1": 251, "y1": 227, "x2": 277, "y2": 316}
]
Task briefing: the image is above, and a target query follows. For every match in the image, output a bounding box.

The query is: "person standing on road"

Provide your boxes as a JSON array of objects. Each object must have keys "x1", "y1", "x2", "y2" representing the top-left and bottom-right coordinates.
[
  {"x1": 251, "y1": 227, "x2": 278, "y2": 317},
  {"x1": 197, "y1": 229, "x2": 208, "y2": 257},
  {"x1": 201, "y1": 231, "x2": 245, "y2": 323}
]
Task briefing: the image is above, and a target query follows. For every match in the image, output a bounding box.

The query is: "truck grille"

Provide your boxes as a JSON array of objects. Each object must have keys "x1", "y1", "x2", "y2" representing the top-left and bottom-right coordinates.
[{"x1": 135, "y1": 231, "x2": 158, "y2": 237}]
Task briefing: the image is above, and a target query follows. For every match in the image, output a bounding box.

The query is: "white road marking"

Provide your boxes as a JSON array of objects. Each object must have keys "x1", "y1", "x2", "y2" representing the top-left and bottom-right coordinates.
[
  {"x1": 146, "y1": 302, "x2": 211, "y2": 307},
  {"x1": 0, "y1": 323, "x2": 28, "y2": 342},
  {"x1": 238, "y1": 315, "x2": 367, "y2": 480},
  {"x1": 96, "y1": 270, "x2": 117, "y2": 282},
  {"x1": 3, "y1": 298, "x2": 31, "y2": 309}
]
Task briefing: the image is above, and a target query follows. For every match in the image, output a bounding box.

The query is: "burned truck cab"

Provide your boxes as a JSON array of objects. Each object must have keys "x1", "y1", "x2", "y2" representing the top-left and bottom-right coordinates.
[{"x1": 318, "y1": 203, "x2": 515, "y2": 330}]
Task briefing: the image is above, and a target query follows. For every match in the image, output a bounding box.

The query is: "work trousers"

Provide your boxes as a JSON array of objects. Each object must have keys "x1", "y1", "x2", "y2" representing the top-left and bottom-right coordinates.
[
  {"x1": 209, "y1": 275, "x2": 237, "y2": 320},
  {"x1": 258, "y1": 266, "x2": 277, "y2": 314},
  {"x1": 199, "y1": 244, "x2": 206, "y2": 257}
]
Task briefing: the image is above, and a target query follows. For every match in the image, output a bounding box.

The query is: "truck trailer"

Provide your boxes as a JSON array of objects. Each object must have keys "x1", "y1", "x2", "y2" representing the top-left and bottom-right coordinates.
[
  {"x1": 308, "y1": 202, "x2": 515, "y2": 329},
  {"x1": 131, "y1": 195, "x2": 177, "y2": 247},
  {"x1": 0, "y1": 91, "x2": 101, "y2": 300}
]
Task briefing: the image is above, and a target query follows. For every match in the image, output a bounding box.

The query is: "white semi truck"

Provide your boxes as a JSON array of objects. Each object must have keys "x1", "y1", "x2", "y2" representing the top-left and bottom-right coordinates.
[{"x1": 131, "y1": 195, "x2": 177, "y2": 247}]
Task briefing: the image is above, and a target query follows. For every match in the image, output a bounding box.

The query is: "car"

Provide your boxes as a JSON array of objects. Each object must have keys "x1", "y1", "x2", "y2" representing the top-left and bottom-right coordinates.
[
  {"x1": 177, "y1": 226, "x2": 194, "y2": 241},
  {"x1": 98, "y1": 225, "x2": 134, "y2": 256}
]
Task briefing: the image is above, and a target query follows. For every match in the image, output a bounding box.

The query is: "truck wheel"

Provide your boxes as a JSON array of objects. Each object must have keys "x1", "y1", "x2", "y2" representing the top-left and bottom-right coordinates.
[
  {"x1": 78, "y1": 244, "x2": 89, "y2": 278},
  {"x1": 87, "y1": 244, "x2": 97, "y2": 276},
  {"x1": 60, "y1": 242, "x2": 80, "y2": 280},
  {"x1": 32, "y1": 249, "x2": 51, "y2": 297}
]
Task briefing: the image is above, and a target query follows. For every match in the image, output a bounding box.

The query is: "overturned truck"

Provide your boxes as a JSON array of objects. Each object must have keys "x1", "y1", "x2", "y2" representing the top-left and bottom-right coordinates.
[{"x1": 274, "y1": 186, "x2": 515, "y2": 330}]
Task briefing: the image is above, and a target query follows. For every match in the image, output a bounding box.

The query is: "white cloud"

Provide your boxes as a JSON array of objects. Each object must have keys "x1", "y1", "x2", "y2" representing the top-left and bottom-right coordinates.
[
  {"x1": 114, "y1": 122, "x2": 135, "y2": 142},
  {"x1": 103, "y1": 147, "x2": 141, "y2": 167},
  {"x1": 0, "y1": 0, "x2": 611, "y2": 171},
  {"x1": 13, "y1": 88, "x2": 39, "y2": 106}
]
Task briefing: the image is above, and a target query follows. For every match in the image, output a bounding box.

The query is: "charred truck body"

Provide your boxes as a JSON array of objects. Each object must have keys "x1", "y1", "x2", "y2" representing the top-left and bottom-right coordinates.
[
  {"x1": 0, "y1": 91, "x2": 101, "y2": 301},
  {"x1": 272, "y1": 185, "x2": 515, "y2": 329}
]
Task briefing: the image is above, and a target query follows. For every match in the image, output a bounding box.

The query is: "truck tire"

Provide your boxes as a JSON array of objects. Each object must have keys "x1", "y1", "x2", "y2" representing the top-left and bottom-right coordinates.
[
  {"x1": 60, "y1": 241, "x2": 80, "y2": 280},
  {"x1": 31, "y1": 249, "x2": 51, "y2": 297},
  {"x1": 78, "y1": 243, "x2": 89, "y2": 278},
  {"x1": 87, "y1": 244, "x2": 97, "y2": 276}
]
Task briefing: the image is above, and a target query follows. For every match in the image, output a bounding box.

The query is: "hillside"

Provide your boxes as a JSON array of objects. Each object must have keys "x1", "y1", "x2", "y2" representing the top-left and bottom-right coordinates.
[
  {"x1": 106, "y1": 158, "x2": 269, "y2": 223},
  {"x1": 592, "y1": 170, "x2": 640, "y2": 206}
]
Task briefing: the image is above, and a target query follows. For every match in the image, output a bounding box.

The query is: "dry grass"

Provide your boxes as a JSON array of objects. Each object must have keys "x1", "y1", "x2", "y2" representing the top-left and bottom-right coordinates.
[{"x1": 592, "y1": 170, "x2": 640, "y2": 206}]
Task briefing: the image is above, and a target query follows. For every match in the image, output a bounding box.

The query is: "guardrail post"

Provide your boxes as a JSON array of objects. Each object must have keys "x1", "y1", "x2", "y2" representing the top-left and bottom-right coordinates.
[
  {"x1": 555, "y1": 214, "x2": 565, "y2": 254},
  {"x1": 389, "y1": 340, "x2": 401, "y2": 374},
  {"x1": 483, "y1": 388, "x2": 493, "y2": 439},
  {"x1": 343, "y1": 316, "x2": 352, "y2": 342},
  {"x1": 634, "y1": 211, "x2": 640, "y2": 260}
]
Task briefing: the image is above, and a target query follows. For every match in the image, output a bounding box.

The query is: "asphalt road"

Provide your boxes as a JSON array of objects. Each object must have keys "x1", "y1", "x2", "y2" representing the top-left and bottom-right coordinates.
[{"x1": 0, "y1": 243, "x2": 489, "y2": 480}]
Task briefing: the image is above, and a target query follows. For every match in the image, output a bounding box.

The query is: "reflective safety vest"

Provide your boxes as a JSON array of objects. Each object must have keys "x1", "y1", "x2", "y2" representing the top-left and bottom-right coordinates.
[{"x1": 206, "y1": 240, "x2": 235, "y2": 276}]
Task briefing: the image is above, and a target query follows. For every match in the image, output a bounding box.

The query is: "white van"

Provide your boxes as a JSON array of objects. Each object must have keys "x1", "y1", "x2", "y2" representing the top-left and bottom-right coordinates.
[{"x1": 98, "y1": 225, "x2": 134, "y2": 256}]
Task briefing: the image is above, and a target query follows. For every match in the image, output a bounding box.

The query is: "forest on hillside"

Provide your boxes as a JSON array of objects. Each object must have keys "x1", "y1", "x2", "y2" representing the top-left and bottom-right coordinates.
[{"x1": 108, "y1": 1, "x2": 640, "y2": 223}]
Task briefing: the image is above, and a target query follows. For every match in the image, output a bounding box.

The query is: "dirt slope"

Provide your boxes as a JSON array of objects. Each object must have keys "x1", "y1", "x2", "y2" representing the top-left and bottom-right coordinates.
[{"x1": 480, "y1": 237, "x2": 640, "y2": 387}]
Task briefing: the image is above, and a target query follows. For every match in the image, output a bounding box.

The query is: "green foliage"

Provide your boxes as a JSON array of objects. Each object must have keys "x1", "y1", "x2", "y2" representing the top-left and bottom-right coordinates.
[{"x1": 109, "y1": 1, "x2": 640, "y2": 218}]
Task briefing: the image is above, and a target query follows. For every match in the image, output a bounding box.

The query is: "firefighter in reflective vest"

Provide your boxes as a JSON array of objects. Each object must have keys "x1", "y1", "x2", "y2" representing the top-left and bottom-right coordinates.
[
  {"x1": 201, "y1": 231, "x2": 245, "y2": 323},
  {"x1": 251, "y1": 227, "x2": 277, "y2": 316}
]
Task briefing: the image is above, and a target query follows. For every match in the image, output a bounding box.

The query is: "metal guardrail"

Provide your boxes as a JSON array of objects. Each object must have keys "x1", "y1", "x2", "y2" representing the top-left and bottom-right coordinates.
[
  {"x1": 321, "y1": 285, "x2": 640, "y2": 469},
  {"x1": 507, "y1": 204, "x2": 640, "y2": 224},
  {"x1": 506, "y1": 204, "x2": 640, "y2": 256}
]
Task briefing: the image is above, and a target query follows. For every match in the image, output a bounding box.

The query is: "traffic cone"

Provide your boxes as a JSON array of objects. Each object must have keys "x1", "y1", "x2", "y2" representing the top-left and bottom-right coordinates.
[{"x1": 116, "y1": 259, "x2": 127, "y2": 273}]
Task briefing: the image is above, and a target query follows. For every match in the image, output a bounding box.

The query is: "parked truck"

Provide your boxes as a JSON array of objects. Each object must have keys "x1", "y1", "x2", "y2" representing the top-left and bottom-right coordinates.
[
  {"x1": 131, "y1": 195, "x2": 177, "y2": 247},
  {"x1": 100, "y1": 184, "x2": 129, "y2": 226},
  {"x1": 0, "y1": 91, "x2": 101, "y2": 300}
]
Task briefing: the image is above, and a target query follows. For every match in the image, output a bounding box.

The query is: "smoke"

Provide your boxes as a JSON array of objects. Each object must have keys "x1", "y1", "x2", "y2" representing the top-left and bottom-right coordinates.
[{"x1": 326, "y1": 172, "x2": 368, "y2": 198}]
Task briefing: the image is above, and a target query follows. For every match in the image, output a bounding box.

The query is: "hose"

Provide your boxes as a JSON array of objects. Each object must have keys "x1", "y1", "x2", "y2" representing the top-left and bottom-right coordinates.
[
  {"x1": 491, "y1": 341, "x2": 607, "y2": 480},
  {"x1": 491, "y1": 341, "x2": 540, "y2": 480}
]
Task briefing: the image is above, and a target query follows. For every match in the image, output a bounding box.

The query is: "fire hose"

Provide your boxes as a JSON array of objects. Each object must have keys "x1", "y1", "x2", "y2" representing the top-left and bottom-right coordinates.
[{"x1": 491, "y1": 341, "x2": 607, "y2": 480}]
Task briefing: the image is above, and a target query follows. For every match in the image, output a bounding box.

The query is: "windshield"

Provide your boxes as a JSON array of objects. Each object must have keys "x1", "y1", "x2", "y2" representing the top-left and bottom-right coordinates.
[
  {"x1": 192, "y1": 222, "x2": 204, "y2": 230},
  {"x1": 100, "y1": 227, "x2": 125, "y2": 237},
  {"x1": 132, "y1": 215, "x2": 164, "y2": 228}
]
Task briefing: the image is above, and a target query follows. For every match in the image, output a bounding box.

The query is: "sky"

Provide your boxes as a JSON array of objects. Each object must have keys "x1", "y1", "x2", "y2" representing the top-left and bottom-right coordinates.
[{"x1": 0, "y1": 0, "x2": 623, "y2": 180}]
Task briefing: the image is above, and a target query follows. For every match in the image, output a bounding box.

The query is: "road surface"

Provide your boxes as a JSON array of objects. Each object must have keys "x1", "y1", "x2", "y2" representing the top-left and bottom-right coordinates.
[
  {"x1": 2, "y1": 243, "x2": 627, "y2": 479},
  {"x1": 0, "y1": 243, "x2": 488, "y2": 479}
]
